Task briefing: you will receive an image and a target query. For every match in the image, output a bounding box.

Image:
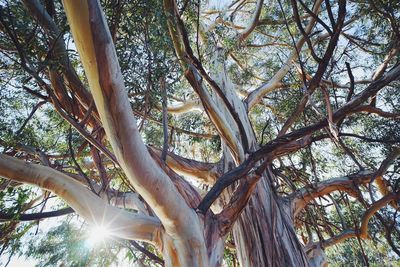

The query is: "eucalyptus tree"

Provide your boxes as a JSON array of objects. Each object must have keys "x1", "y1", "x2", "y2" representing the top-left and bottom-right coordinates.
[{"x1": 0, "y1": 0, "x2": 400, "y2": 266}]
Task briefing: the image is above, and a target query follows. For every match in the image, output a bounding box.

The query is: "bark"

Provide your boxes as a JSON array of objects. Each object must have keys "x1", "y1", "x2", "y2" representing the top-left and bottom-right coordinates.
[
  {"x1": 62, "y1": 1, "x2": 212, "y2": 265},
  {"x1": 232, "y1": 178, "x2": 310, "y2": 266},
  {"x1": 210, "y1": 52, "x2": 311, "y2": 266},
  {"x1": 164, "y1": 0, "x2": 318, "y2": 265}
]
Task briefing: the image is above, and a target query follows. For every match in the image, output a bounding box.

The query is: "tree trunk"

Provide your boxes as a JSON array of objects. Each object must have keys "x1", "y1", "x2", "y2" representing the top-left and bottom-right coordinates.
[
  {"x1": 219, "y1": 142, "x2": 310, "y2": 266},
  {"x1": 206, "y1": 62, "x2": 313, "y2": 265},
  {"x1": 232, "y1": 178, "x2": 310, "y2": 267},
  {"x1": 209, "y1": 47, "x2": 311, "y2": 267}
]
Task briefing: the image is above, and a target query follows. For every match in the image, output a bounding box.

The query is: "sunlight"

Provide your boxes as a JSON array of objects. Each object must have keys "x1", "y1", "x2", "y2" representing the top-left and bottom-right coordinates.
[{"x1": 85, "y1": 224, "x2": 110, "y2": 248}]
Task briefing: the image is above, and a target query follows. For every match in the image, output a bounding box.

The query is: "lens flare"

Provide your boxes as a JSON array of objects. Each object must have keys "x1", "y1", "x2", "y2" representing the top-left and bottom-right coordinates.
[{"x1": 85, "y1": 224, "x2": 110, "y2": 247}]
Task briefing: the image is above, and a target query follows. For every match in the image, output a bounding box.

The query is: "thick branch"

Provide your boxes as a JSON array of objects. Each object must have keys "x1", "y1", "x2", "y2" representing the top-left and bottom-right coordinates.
[
  {"x1": 164, "y1": 0, "x2": 249, "y2": 161},
  {"x1": 164, "y1": 99, "x2": 203, "y2": 114},
  {"x1": 359, "y1": 191, "x2": 400, "y2": 239},
  {"x1": 197, "y1": 135, "x2": 313, "y2": 214},
  {"x1": 278, "y1": 0, "x2": 347, "y2": 136},
  {"x1": 197, "y1": 63, "x2": 400, "y2": 214},
  {"x1": 23, "y1": 0, "x2": 94, "y2": 116},
  {"x1": 0, "y1": 154, "x2": 161, "y2": 243},
  {"x1": 62, "y1": 1, "x2": 206, "y2": 254},
  {"x1": 149, "y1": 146, "x2": 221, "y2": 185},
  {"x1": 292, "y1": 148, "x2": 400, "y2": 217},
  {"x1": 372, "y1": 45, "x2": 400, "y2": 80},
  {"x1": 309, "y1": 191, "x2": 400, "y2": 249}
]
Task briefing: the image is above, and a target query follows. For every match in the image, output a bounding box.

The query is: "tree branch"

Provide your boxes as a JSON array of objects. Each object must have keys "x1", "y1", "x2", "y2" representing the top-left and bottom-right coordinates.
[
  {"x1": 292, "y1": 147, "x2": 400, "y2": 217},
  {"x1": 0, "y1": 154, "x2": 161, "y2": 243},
  {"x1": 307, "y1": 190, "x2": 400, "y2": 249},
  {"x1": 164, "y1": 0, "x2": 250, "y2": 161},
  {"x1": 359, "y1": 191, "x2": 400, "y2": 239},
  {"x1": 63, "y1": 2, "x2": 207, "y2": 255},
  {"x1": 278, "y1": 0, "x2": 347, "y2": 136},
  {"x1": 217, "y1": 172, "x2": 261, "y2": 236},
  {"x1": 0, "y1": 207, "x2": 74, "y2": 222},
  {"x1": 162, "y1": 99, "x2": 203, "y2": 114},
  {"x1": 197, "y1": 63, "x2": 400, "y2": 214},
  {"x1": 290, "y1": 171, "x2": 373, "y2": 217},
  {"x1": 133, "y1": 109, "x2": 215, "y2": 139},
  {"x1": 23, "y1": 0, "x2": 94, "y2": 116},
  {"x1": 238, "y1": 0, "x2": 264, "y2": 42},
  {"x1": 351, "y1": 105, "x2": 400, "y2": 119},
  {"x1": 149, "y1": 146, "x2": 221, "y2": 185},
  {"x1": 245, "y1": 0, "x2": 324, "y2": 109},
  {"x1": 197, "y1": 135, "x2": 313, "y2": 214}
]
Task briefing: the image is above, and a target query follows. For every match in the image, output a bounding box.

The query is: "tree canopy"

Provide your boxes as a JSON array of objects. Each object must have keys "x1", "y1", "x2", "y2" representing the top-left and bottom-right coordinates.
[{"x1": 0, "y1": 0, "x2": 399, "y2": 266}]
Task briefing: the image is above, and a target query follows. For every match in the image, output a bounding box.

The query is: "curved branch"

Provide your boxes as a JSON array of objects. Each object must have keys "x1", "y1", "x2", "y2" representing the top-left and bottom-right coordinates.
[
  {"x1": 292, "y1": 148, "x2": 400, "y2": 217},
  {"x1": 351, "y1": 105, "x2": 400, "y2": 119},
  {"x1": 62, "y1": 2, "x2": 207, "y2": 257},
  {"x1": 308, "y1": 191, "x2": 400, "y2": 249},
  {"x1": 0, "y1": 154, "x2": 161, "y2": 243},
  {"x1": 290, "y1": 171, "x2": 373, "y2": 217},
  {"x1": 197, "y1": 63, "x2": 400, "y2": 214},
  {"x1": 238, "y1": 0, "x2": 264, "y2": 42},
  {"x1": 245, "y1": 0, "x2": 324, "y2": 109},
  {"x1": 305, "y1": 229, "x2": 357, "y2": 250},
  {"x1": 149, "y1": 146, "x2": 221, "y2": 185},
  {"x1": 359, "y1": 191, "x2": 400, "y2": 239},
  {"x1": 164, "y1": 0, "x2": 249, "y2": 161},
  {"x1": 165, "y1": 99, "x2": 203, "y2": 114},
  {"x1": 217, "y1": 172, "x2": 261, "y2": 236}
]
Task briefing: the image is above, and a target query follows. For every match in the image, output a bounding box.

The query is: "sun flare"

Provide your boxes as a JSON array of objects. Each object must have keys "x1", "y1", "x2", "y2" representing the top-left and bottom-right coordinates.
[{"x1": 85, "y1": 224, "x2": 110, "y2": 247}]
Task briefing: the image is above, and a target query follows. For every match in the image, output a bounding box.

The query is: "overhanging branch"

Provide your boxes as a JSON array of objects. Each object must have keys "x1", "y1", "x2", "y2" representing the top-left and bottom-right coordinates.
[
  {"x1": 197, "y1": 64, "x2": 400, "y2": 214},
  {"x1": 290, "y1": 171, "x2": 373, "y2": 217},
  {"x1": 0, "y1": 154, "x2": 161, "y2": 243}
]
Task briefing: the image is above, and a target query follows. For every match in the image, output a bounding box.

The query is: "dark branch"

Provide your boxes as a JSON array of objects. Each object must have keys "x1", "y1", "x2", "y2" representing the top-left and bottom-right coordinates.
[{"x1": 0, "y1": 207, "x2": 74, "y2": 222}]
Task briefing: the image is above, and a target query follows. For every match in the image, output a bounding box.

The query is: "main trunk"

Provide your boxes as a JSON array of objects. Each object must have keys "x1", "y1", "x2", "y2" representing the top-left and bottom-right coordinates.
[
  {"x1": 208, "y1": 48, "x2": 310, "y2": 266},
  {"x1": 220, "y1": 142, "x2": 310, "y2": 267},
  {"x1": 232, "y1": 178, "x2": 310, "y2": 266}
]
